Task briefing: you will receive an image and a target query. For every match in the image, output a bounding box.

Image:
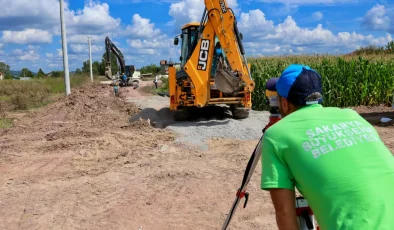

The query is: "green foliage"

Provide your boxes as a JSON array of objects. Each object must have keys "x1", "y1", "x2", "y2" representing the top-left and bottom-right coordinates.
[
  {"x1": 0, "y1": 62, "x2": 10, "y2": 73},
  {"x1": 75, "y1": 68, "x2": 82, "y2": 74},
  {"x1": 20, "y1": 68, "x2": 34, "y2": 78},
  {"x1": 37, "y1": 68, "x2": 45, "y2": 78},
  {"x1": 0, "y1": 118, "x2": 13, "y2": 129},
  {"x1": 0, "y1": 62, "x2": 11, "y2": 78},
  {"x1": 51, "y1": 71, "x2": 64, "y2": 78},
  {"x1": 249, "y1": 55, "x2": 394, "y2": 111},
  {"x1": 0, "y1": 74, "x2": 88, "y2": 110},
  {"x1": 353, "y1": 41, "x2": 394, "y2": 55},
  {"x1": 158, "y1": 77, "x2": 169, "y2": 93},
  {"x1": 81, "y1": 52, "x2": 119, "y2": 76},
  {"x1": 140, "y1": 64, "x2": 161, "y2": 75},
  {"x1": 4, "y1": 73, "x2": 13, "y2": 79}
]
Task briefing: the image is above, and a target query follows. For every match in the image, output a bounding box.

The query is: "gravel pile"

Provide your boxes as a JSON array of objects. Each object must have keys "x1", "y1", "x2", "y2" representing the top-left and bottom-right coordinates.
[
  {"x1": 127, "y1": 94, "x2": 270, "y2": 150},
  {"x1": 165, "y1": 110, "x2": 270, "y2": 150}
]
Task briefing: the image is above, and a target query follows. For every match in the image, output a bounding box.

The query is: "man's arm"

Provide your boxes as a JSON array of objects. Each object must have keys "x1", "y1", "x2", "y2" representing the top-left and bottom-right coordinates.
[
  {"x1": 260, "y1": 135, "x2": 298, "y2": 229},
  {"x1": 269, "y1": 188, "x2": 298, "y2": 230}
]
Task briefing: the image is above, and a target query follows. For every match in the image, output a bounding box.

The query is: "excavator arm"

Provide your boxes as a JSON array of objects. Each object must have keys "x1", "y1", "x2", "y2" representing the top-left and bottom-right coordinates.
[
  {"x1": 182, "y1": 0, "x2": 255, "y2": 108},
  {"x1": 105, "y1": 36, "x2": 126, "y2": 80}
]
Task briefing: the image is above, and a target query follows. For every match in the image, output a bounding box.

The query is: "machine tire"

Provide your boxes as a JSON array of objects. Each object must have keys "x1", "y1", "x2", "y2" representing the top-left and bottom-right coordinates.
[{"x1": 231, "y1": 105, "x2": 249, "y2": 119}]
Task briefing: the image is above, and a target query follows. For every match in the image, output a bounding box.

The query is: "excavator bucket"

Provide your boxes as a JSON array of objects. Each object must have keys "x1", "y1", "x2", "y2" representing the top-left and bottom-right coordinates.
[{"x1": 214, "y1": 57, "x2": 241, "y2": 94}]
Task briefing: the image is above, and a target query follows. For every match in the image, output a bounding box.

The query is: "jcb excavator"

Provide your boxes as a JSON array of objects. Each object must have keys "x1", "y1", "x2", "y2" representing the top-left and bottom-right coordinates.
[
  {"x1": 168, "y1": 0, "x2": 255, "y2": 120},
  {"x1": 105, "y1": 36, "x2": 135, "y2": 86}
]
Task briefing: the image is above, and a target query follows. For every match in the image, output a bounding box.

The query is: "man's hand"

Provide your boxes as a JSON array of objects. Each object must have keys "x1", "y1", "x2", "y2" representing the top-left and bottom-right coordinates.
[{"x1": 269, "y1": 188, "x2": 298, "y2": 230}]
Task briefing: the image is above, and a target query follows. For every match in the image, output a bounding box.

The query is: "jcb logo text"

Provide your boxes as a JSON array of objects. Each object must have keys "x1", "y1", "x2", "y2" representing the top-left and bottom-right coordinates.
[
  {"x1": 197, "y1": 39, "x2": 210, "y2": 71},
  {"x1": 220, "y1": 1, "x2": 227, "y2": 13}
]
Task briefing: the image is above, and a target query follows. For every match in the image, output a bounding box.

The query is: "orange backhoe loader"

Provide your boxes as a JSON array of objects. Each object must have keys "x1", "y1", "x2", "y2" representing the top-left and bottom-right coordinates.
[{"x1": 168, "y1": 0, "x2": 255, "y2": 121}]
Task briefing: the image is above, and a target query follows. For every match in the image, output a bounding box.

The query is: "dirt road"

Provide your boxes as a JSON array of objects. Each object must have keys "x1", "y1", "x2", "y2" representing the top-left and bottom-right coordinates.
[{"x1": 0, "y1": 81, "x2": 393, "y2": 230}]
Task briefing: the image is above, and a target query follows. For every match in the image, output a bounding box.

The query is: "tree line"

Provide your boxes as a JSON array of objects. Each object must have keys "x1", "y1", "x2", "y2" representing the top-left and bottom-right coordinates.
[
  {"x1": 0, "y1": 51, "x2": 165, "y2": 80},
  {"x1": 353, "y1": 41, "x2": 394, "y2": 55}
]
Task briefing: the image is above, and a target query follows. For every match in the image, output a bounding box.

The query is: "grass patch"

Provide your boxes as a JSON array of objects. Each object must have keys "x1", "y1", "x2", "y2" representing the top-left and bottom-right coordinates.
[
  {"x1": 0, "y1": 74, "x2": 89, "y2": 111},
  {"x1": 158, "y1": 77, "x2": 168, "y2": 93},
  {"x1": 0, "y1": 118, "x2": 13, "y2": 129},
  {"x1": 140, "y1": 85, "x2": 158, "y2": 95},
  {"x1": 140, "y1": 77, "x2": 156, "y2": 82},
  {"x1": 0, "y1": 95, "x2": 10, "y2": 102}
]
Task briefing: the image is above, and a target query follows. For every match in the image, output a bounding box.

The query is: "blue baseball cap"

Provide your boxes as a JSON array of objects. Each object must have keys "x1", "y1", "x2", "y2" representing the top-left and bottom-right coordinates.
[{"x1": 265, "y1": 64, "x2": 323, "y2": 105}]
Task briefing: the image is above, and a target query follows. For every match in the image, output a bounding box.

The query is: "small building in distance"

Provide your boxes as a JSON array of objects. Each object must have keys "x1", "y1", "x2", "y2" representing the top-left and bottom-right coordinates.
[{"x1": 160, "y1": 60, "x2": 181, "y2": 78}]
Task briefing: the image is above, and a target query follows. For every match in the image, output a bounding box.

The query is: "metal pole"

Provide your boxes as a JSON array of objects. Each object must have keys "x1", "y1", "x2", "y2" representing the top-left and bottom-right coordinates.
[
  {"x1": 88, "y1": 36, "x2": 93, "y2": 83},
  {"x1": 59, "y1": 0, "x2": 70, "y2": 95}
]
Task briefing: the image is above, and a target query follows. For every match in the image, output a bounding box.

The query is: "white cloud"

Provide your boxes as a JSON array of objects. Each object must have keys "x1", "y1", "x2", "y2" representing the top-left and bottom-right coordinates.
[
  {"x1": 12, "y1": 49, "x2": 24, "y2": 55},
  {"x1": 124, "y1": 14, "x2": 161, "y2": 38},
  {"x1": 46, "y1": 53, "x2": 54, "y2": 58},
  {"x1": 362, "y1": 4, "x2": 392, "y2": 32},
  {"x1": 312, "y1": 11, "x2": 324, "y2": 21},
  {"x1": 238, "y1": 10, "x2": 275, "y2": 41},
  {"x1": 253, "y1": 0, "x2": 354, "y2": 5},
  {"x1": 11, "y1": 48, "x2": 40, "y2": 61},
  {"x1": 0, "y1": 0, "x2": 121, "y2": 37},
  {"x1": 168, "y1": 0, "x2": 238, "y2": 32},
  {"x1": 63, "y1": 1, "x2": 121, "y2": 35},
  {"x1": 27, "y1": 45, "x2": 40, "y2": 50},
  {"x1": 20, "y1": 50, "x2": 40, "y2": 61},
  {"x1": 2, "y1": 29, "x2": 52, "y2": 44},
  {"x1": 70, "y1": 44, "x2": 103, "y2": 54},
  {"x1": 0, "y1": 0, "x2": 59, "y2": 31},
  {"x1": 238, "y1": 10, "x2": 393, "y2": 55},
  {"x1": 0, "y1": 43, "x2": 3, "y2": 49}
]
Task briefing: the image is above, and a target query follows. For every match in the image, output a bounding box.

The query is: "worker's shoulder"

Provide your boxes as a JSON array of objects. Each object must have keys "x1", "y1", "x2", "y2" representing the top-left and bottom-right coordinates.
[
  {"x1": 262, "y1": 120, "x2": 289, "y2": 139},
  {"x1": 295, "y1": 105, "x2": 360, "y2": 118}
]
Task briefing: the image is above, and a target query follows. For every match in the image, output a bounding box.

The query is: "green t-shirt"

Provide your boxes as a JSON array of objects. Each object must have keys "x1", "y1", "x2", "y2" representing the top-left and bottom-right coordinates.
[{"x1": 261, "y1": 104, "x2": 394, "y2": 230}]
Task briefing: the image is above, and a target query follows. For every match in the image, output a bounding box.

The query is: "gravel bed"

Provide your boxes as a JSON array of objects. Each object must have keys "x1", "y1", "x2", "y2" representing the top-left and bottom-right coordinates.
[{"x1": 165, "y1": 110, "x2": 270, "y2": 150}]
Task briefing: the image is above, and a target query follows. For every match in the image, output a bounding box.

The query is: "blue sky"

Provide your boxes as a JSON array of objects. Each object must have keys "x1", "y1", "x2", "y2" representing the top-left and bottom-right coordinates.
[{"x1": 0, "y1": 0, "x2": 393, "y2": 73}]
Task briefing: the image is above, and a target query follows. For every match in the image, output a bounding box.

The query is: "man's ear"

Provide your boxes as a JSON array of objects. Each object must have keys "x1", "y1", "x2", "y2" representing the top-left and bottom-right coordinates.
[{"x1": 280, "y1": 96, "x2": 289, "y2": 114}]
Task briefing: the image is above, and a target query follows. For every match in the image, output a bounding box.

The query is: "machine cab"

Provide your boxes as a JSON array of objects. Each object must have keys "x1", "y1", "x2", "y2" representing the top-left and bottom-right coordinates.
[{"x1": 174, "y1": 22, "x2": 200, "y2": 67}]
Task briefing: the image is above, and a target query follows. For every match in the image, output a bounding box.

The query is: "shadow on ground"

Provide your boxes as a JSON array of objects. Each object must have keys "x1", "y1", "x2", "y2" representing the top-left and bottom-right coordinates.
[
  {"x1": 129, "y1": 106, "x2": 233, "y2": 129},
  {"x1": 359, "y1": 111, "x2": 394, "y2": 127}
]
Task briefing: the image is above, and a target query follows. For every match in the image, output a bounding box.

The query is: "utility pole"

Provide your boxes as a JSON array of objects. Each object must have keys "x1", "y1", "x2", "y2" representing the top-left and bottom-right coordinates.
[
  {"x1": 88, "y1": 36, "x2": 93, "y2": 83},
  {"x1": 59, "y1": 0, "x2": 71, "y2": 95}
]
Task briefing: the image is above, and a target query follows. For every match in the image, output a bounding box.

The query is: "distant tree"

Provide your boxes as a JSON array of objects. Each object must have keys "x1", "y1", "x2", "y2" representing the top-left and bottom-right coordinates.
[
  {"x1": 20, "y1": 68, "x2": 34, "y2": 78},
  {"x1": 0, "y1": 62, "x2": 11, "y2": 76},
  {"x1": 92, "y1": 61, "x2": 100, "y2": 75},
  {"x1": 81, "y1": 52, "x2": 119, "y2": 77},
  {"x1": 82, "y1": 60, "x2": 101, "y2": 75},
  {"x1": 75, "y1": 68, "x2": 82, "y2": 74},
  {"x1": 51, "y1": 71, "x2": 64, "y2": 78},
  {"x1": 82, "y1": 60, "x2": 90, "y2": 73},
  {"x1": 353, "y1": 41, "x2": 394, "y2": 55},
  {"x1": 385, "y1": 41, "x2": 394, "y2": 54},
  {"x1": 4, "y1": 73, "x2": 13, "y2": 79},
  {"x1": 36, "y1": 68, "x2": 45, "y2": 78},
  {"x1": 140, "y1": 64, "x2": 161, "y2": 75}
]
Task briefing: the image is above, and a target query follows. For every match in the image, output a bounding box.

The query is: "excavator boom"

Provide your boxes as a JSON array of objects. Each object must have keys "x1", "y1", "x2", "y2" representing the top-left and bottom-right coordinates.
[
  {"x1": 203, "y1": 0, "x2": 254, "y2": 93},
  {"x1": 105, "y1": 37, "x2": 135, "y2": 80}
]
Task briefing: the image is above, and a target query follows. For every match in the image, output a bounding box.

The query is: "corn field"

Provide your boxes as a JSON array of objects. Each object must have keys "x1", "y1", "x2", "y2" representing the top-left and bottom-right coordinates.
[{"x1": 249, "y1": 55, "x2": 394, "y2": 111}]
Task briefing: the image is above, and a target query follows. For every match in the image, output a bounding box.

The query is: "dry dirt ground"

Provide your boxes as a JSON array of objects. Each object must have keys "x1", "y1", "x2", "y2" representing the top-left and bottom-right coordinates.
[{"x1": 0, "y1": 81, "x2": 393, "y2": 230}]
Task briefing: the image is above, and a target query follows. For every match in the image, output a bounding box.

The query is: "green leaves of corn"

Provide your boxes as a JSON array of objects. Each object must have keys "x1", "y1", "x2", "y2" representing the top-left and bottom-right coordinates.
[{"x1": 249, "y1": 55, "x2": 394, "y2": 110}]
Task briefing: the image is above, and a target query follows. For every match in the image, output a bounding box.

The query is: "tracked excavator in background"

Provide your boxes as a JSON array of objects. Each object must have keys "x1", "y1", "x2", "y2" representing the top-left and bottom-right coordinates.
[
  {"x1": 104, "y1": 36, "x2": 136, "y2": 87},
  {"x1": 168, "y1": 0, "x2": 255, "y2": 121}
]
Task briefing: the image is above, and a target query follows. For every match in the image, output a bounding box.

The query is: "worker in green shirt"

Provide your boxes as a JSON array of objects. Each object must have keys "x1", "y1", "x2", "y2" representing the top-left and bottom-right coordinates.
[{"x1": 261, "y1": 64, "x2": 394, "y2": 230}]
